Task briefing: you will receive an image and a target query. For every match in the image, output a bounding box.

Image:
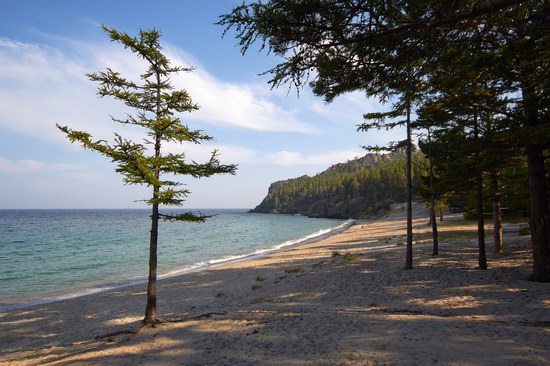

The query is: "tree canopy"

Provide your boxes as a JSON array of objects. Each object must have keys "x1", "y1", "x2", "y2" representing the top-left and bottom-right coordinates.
[{"x1": 220, "y1": 0, "x2": 550, "y2": 281}]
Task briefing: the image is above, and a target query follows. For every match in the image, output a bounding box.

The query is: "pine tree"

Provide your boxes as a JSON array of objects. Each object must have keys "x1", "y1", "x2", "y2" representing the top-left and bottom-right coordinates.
[
  {"x1": 220, "y1": 0, "x2": 550, "y2": 281},
  {"x1": 57, "y1": 26, "x2": 237, "y2": 324}
]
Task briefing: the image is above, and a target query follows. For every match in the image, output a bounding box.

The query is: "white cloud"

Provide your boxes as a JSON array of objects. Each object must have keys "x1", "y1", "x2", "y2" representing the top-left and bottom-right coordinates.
[
  {"x1": 163, "y1": 139, "x2": 364, "y2": 167},
  {"x1": 264, "y1": 149, "x2": 364, "y2": 166},
  {"x1": 163, "y1": 141, "x2": 257, "y2": 164},
  {"x1": 0, "y1": 37, "x2": 316, "y2": 150},
  {"x1": 0, "y1": 38, "x2": 126, "y2": 146},
  {"x1": 163, "y1": 45, "x2": 316, "y2": 133},
  {"x1": 0, "y1": 157, "x2": 87, "y2": 174}
]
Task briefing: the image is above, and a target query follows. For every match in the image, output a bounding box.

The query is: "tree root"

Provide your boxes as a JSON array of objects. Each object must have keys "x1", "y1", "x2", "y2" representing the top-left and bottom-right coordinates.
[
  {"x1": 164, "y1": 311, "x2": 227, "y2": 323},
  {"x1": 95, "y1": 328, "x2": 141, "y2": 340},
  {"x1": 94, "y1": 312, "x2": 227, "y2": 340}
]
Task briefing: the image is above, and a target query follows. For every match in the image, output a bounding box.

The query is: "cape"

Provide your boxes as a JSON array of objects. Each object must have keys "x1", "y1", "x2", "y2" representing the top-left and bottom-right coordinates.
[{"x1": 251, "y1": 151, "x2": 426, "y2": 219}]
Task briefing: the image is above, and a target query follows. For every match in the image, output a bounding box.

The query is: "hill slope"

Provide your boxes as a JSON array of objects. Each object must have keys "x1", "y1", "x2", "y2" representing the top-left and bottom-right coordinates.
[{"x1": 251, "y1": 151, "x2": 427, "y2": 219}]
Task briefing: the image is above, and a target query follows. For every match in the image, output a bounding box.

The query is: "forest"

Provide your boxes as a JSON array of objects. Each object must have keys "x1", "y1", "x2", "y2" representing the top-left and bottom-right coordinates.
[
  {"x1": 221, "y1": 0, "x2": 550, "y2": 280},
  {"x1": 252, "y1": 151, "x2": 428, "y2": 218},
  {"x1": 252, "y1": 143, "x2": 532, "y2": 221}
]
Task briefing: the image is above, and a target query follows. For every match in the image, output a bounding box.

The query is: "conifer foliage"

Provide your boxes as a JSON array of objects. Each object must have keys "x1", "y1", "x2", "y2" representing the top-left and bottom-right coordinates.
[
  {"x1": 220, "y1": 0, "x2": 550, "y2": 281},
  {"x1": 252, "y1": 151, "x2": 427, "y2": 218},
  {"x1": 57, "y1": 26, "x2": 236, "y2": 324}
]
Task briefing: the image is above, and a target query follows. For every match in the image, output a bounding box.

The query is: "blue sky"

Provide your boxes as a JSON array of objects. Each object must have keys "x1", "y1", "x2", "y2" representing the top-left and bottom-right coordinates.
[{"x1": 0, "y1": 0, "x2": 402, "y2": 209}]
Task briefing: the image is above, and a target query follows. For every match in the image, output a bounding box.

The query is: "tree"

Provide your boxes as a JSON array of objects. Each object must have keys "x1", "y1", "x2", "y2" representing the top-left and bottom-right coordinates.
[
  {"x1": 415, "y1": 94, "x2": 492, "y2": 268},
  {"x1": 501, "y1": 3, "x2": 550, "y2": 281},
  {"x1": 473, "y1": 108, "x2": 488, "y2": 269},
  {"x1": 426, "y1": 126, "x2": 439, "y2": 256},
  {"x1": 220, "y1": 1, "x2": 430, "y2": 269},
  {"x1": 423, "y1": 1, "x2": 549, "y2": 278},
  {"x1": 421, "y1": 2, "x2": 549, "y2": 272},
  {"x1": 415, "y1": 109, "x2": 442, "y2": 256},
  {"x1": 360, "y1": 100, "x2": 416, "y2": 269},
  {"x1": 57, "y1": 26, "x2": 237, "y2": 324},
  {"x1": 220, "y1": 0, "x2": 549, "y2": 280}
]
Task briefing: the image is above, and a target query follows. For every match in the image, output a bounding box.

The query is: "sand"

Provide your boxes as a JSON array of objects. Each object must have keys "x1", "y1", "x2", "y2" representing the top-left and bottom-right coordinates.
[{"x1": 1, "y1": 204, "x2": 549, "y2": 365}]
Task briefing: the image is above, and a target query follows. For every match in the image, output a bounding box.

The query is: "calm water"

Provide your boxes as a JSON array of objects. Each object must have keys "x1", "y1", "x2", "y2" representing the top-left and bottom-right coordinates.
[{"x1": 0, "y1": 209, "x2": 348, "y2": 310}]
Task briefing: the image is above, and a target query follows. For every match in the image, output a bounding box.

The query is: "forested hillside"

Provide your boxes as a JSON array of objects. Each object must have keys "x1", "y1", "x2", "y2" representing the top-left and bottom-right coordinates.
[
  {"x1": 251, "y1": 151, "x2": 427, "y2": 218},
  {"x1": 222, "y1": 0, "x2": 550, "y2": 281}
]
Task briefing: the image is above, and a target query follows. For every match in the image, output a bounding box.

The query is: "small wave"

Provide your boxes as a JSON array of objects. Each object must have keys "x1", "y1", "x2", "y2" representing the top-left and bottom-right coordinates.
[
  {"x1": 160, "y1": 219, "x2": 355, "y2": 277},
  {"x1": 273, "y1": 219, "x2": 354, "y2": 250},
  {"x1": 0, "y1": 278, "x2": 147, "y2": 312},
  {"x1": 1, "y1": 219, "x2": 354, "y2": 311}
]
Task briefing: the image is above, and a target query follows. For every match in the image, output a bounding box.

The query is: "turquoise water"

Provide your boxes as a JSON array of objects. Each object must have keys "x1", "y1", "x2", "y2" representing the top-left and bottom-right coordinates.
[{"x1": 0, "y1": 209, "x2": 348, "y2": 310}]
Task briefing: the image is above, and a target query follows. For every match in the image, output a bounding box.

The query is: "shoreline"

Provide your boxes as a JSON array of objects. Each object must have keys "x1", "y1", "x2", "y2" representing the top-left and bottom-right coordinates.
[
  {"x1": 2, "y1": 204, "x2": 548, "y2": 365},
  {"x1": 204, "y1": 218, "x2": 355, "y2": 270},
  {"x1": 0, "y1": 218, "x2": 354, "y2": 312}
]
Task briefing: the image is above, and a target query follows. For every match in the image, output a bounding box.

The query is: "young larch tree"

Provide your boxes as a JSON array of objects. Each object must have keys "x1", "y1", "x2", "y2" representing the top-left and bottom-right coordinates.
[{"x1": 57, "y1": 26, "x2": 237, "y2": 324}]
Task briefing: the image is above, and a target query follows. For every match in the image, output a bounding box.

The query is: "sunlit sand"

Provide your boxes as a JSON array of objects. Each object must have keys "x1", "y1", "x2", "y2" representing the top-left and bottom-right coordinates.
[{"x1": 1, "y1": 204, "x2": 548, "y2": 365}]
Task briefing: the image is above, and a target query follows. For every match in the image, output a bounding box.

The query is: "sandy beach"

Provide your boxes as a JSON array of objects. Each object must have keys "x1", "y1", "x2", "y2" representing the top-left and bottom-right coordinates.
[{"x1": 1, "y1": 204, "x2": 549, "y2": 365}]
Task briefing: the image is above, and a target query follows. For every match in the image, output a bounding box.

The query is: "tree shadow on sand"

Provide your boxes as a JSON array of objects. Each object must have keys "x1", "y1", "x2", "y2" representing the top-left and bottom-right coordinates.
[{"x1": 1, "y1": 228, "x2": 549, "y2": 365}]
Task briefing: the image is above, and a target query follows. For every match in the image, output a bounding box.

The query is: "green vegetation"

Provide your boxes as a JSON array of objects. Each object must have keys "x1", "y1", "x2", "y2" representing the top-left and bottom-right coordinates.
[
  {"x1": 519, "y1": 227, "x2": 531, "y2": 237},
  {"x1": 342, "y1": 253, "x2": 360, "y2": 262},
  {"x1": 252, "y1": 150, "x2": 427, "y2": 218},
  {"x1": 414, "y1": 230, "x2": 479, "y2": 242},
  {"x1": 331, "y1": 251, "x2": 360, "y2": 262},
  {"x1": 284, "y1": 267, "x2": 301, "y2": 274},
  {"x1": 57, "y1": 27, "x2": 236, "y2": 324},
  {"x1": 221, "y1": 1, "x2": 550, "y2": 281}
]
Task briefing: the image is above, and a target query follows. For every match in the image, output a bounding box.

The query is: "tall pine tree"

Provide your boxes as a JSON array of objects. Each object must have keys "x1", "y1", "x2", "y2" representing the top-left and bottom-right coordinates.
[{"x1": 57, "y1": 26, "x2": 237, "y2": 324}]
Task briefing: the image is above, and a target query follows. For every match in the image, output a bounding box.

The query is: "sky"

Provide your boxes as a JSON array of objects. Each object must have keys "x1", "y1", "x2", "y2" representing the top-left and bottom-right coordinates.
[{"x1": 0, "y1": 0, "x2": 403, "y2": 209}]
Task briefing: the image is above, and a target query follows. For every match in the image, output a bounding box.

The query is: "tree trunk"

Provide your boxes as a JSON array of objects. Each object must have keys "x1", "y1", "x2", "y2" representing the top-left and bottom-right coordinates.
[
  {"x1": 527, "y1": 143, "x2": 550, "y2": 282},
  {"x1": 476, "y1": 174, "x2": 487, "y2": 269},
  {"x1": 491, "y1": 171, "x2": 503, "y2": 254},
  {"x1": 145, "y1": 71, "x2": 163, "y2": 324},
  {"x1": 144, "y1": 135, "x2": 161, "y2": 324},
  {"x1": 430, "y1": 206, "x2": 439, "y2": 255},
  {"x1": 474, "y1": 109, "x2": 487, "y2": 270},
  {"x1": 144, "y1": 200, "x2": 159, "y2": 324},
  {"x1": 522, "y1": 85, "x2": 550, "y2": 282},
  {"x1": 405, "y1": 101, "x2": 413, "y2": 269},
  {"x1": 428, "y1": 126, "x2": 438, "y2": 255}
]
